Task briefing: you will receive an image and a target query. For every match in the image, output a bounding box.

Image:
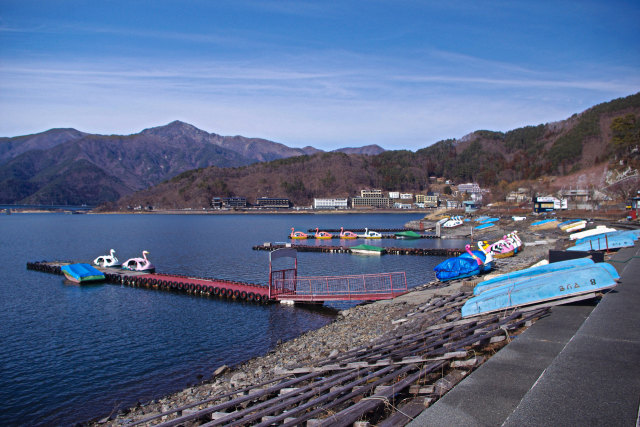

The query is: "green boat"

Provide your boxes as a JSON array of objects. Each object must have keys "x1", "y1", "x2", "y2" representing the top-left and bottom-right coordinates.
[
  {"x1": 350, "y1": 244, "x2": 386, "y2": 255},
  {"x1": 395, "y1": 230, "x2": 421, "y2": 239}
]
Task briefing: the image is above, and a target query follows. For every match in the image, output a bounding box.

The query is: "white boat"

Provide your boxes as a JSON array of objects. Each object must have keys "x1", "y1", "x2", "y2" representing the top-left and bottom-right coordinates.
[
  {"x1": 350, "y1": 244, "x2": 386, "y2": 255},
  {"x1": 357, "y1": 228, "x2": 382, "y2": 239},
  {"x1": 443, "y1": 215, "x2": 463, "y2": 228},
  {"x1": 570, "y1": 225, "x2": 616, "y2": 241},
  {"x1": 93, "y1": 249, "x2": 121, "y2": 267}
]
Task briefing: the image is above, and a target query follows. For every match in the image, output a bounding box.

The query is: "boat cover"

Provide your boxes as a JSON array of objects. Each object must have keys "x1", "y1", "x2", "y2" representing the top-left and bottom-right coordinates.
[{"x1": 61, "y1": 263, "x2": 105, "y2": 282}]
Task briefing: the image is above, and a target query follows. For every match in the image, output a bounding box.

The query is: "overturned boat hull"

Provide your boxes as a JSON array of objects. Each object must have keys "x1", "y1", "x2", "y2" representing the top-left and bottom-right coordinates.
[{"x1": 462, "y1": 263, "x2": 619, "y2": 317}]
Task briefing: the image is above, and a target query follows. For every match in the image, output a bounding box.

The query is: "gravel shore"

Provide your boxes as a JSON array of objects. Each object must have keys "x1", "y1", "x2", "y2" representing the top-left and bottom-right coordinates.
[{"x1": 94, "y1": 216, "x2": 618, "y2": 426}]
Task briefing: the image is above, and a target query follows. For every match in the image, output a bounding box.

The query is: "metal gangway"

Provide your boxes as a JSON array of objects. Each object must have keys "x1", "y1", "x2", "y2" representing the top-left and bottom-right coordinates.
[{"x1": 268, "y1": 248, "x2": 408, "y2": 302}]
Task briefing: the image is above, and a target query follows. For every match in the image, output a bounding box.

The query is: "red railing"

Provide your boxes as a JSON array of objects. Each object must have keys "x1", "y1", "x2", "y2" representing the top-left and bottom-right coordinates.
[{"x1": 271, "y1": 271, "x2": 408, "y2": 302}]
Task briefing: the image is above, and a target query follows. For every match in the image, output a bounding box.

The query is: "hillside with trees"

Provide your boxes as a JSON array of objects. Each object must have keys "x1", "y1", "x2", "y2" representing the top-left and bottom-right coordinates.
[{"x1": 116, "y1": 93, "x2": 640, "y2": 210}]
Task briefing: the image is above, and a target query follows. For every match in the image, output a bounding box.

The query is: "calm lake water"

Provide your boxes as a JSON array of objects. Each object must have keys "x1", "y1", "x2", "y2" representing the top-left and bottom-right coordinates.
[{"x1": 0, "y1": 213, "x2": 465, "y2": 426}]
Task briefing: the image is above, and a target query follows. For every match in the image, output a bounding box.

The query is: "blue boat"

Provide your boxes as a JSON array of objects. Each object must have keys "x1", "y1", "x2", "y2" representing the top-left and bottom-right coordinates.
[
  {"x1": 474, "y1": 222, "x2": 495, "y2": 231},
  {"x1": 461, "y1": 263, "x2": 620, "y2": 317},
  {"x1": 478, "y1": 217, "x2": 499, "y2": 223},
  {"x1": 60, "y1": 263, "x2": 105, "y2": 283},
  {"x1": 473, "y1": 257, "x2": 594, "y2": 295},
  {"x1": 475, "y1": 216, "x2": 490, "y2": 223},
  {"x1": 434, "y1": 245, "x2": 493, "y2": 281},
  {"x1": 574, "y1": 229, "x2": 640, "y2": 245},
  {"x1": 568, "y1": 234, "x2": 635, "y2": 252}
]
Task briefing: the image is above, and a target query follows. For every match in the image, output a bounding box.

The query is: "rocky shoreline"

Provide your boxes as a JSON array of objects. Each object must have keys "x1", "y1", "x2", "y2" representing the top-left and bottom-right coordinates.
[{"x1": 93, "y1": 216, "x2": 623, "y2": 426}]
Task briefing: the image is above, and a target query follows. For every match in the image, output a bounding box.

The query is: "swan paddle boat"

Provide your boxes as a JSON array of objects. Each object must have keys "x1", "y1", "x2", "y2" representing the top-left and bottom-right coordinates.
[
  {"x1": 357, "y1": 228, "x2": 382, "y2": 239},
  {"x1": 339, "y1": 227, "x2": 358, "y2": 239},
  {"x1": 479, "y1": 238, "x2": 515, "y2": 258},
  {"x1": 290, "y1": 228, "x2": 308, "y2": 239},
  {"x1": 314, "y1": 228, "x2": 333, "y2": 239},
  {"x1": 443, "y1": 216, "x2": 464, "y2": 228},
  {"x1": 122, "y1": 250, "x2": 155, "y2": 273},
  {"x1": 93, "y1": 249, "x2": 121, "y2": 267},
  {"x1": 61, "y1": 263, "x2": 105, "y2": 284}
]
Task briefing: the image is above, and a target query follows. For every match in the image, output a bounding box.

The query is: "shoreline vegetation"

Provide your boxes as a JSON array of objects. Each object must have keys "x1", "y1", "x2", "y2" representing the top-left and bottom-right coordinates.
[{"x1": 88, "y1": 214, "x2": 632, "y2": 426}]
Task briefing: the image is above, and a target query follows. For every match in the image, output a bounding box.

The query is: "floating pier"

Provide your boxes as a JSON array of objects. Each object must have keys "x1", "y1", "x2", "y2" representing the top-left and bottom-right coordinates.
[
  {"x1": 254, "y1": 243, "x2": 465, "y2": 257},
  {"x1": 26, "y1": 251, "x2": 408, "y2": 304}
]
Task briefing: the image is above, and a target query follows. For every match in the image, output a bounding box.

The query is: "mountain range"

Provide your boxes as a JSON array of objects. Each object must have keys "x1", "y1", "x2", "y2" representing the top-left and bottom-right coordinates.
[
  {"x1": 116, "y1": 92, "x2": 640, "y2": 209},
  {"x1": 0, "y1": 121, "x2": 384, "y2": 205}
]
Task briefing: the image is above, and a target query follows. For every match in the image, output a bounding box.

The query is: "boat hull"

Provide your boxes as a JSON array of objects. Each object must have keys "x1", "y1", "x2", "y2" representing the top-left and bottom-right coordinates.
[
  {"x1": 462, "y1": 263, "x2": 619, "y2": 317},
  {"x1": 568, "y1": 236, "x2": 635, "y2": 252},
  {"x1": 61, "y1": 263, "x2": 105, "y2": 283}
]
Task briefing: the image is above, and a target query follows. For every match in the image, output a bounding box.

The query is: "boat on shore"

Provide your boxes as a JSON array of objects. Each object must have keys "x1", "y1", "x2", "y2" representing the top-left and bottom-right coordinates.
[
  {"x1": 61, "y1": 263, "x2": 105, "y2": 283},
  {"x1": 568, "y1": 234, "x2": 635, "y2": 252},
  {"x1": 350, "y1": 244, "x2": 386, "y2": 255},
  {"x1": 569, "y1": 225, "x2": 617, "y2": 240},
  {"x1": 473, "y1": 257, "x2": 595, "y2": 295},
  {"x1": 530, "y1": 219, "x2": 560, "y2": 230},
  {"x1": 433, "y1": 244, "x2": 493, "y2": 281},
  {"x1": 462, "y1": 263, "x2": 620, "y2": 317},
  {"x1": 443, "y1": 216, "x2": 464, "y2": 228}
]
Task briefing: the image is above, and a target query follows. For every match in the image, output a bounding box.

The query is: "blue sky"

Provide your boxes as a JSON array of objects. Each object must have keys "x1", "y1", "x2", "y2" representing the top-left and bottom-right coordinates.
[{"x1": 1, "y1": 0, "x2": 639, "y2": 150}]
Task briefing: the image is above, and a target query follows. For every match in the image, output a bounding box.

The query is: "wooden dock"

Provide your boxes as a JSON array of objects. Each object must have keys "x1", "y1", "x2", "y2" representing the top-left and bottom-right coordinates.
[{"x1": 254, "y1": 243, "x2": 464, "y2": 257}]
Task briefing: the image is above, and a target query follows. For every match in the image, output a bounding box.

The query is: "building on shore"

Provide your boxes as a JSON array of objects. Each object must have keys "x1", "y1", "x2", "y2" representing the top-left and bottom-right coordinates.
[
  {"x1": 255, "y1": 197, "x2": 291, "y2": 209},
  {"x1": 313, "y1": 198, "x2": 349, "y2": 209},
  {"x1": 211, "y1": 197, "x2": 247, "y2": 209},
  {"x1": 352, "y1": 189, "x2": 392, "y2": 208},
  {"x1": 533, "y1": 196, "x2": 567, "y2": 213}
]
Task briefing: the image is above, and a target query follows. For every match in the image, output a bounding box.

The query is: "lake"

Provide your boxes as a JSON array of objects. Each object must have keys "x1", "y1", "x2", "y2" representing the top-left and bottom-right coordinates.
[{"x1": 0, "y1": 213, "x2": 465, "y2": 425}]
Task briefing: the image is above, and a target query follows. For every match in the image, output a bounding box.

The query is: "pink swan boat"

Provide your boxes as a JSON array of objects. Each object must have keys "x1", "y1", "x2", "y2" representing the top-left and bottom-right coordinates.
[
  {"x1": 122, "y1": 250, "x2": 155, "y2": 272},
  {"x1": 339, "y1": 227, "x2": 358, "y2": 239},
  {"x1": 314, "y1": 228, "x2": 333, "y2": 240},
  {"x1": 290, "y1": 227, "x2": 308, "y2": 239}
]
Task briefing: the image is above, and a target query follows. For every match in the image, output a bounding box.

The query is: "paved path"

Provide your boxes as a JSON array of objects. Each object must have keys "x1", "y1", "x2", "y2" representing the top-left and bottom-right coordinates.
[{"x1": 410, "y1": 243, "x2": 640, "y2": 426}]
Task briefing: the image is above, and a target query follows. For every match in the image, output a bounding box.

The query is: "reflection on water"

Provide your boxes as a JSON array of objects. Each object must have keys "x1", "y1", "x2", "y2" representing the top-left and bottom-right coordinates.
[{"x1": 0, "y1": 213, "x2": 466, "y2": 425}]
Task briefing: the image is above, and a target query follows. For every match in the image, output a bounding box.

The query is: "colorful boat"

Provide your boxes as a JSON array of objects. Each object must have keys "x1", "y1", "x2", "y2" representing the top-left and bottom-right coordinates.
[
  {"x1": 339, "y1": 227, "x2": 358, "y2": 239},
  {"x1": 433, "y1": 245, "x2": 493, "y2": 281},
  {"x1": 122, "y1": 250, "x2": 155, "y2": 272},
  {"x1": 443, "y1": 216, "x2": 464, "y2": 228},
  {"x1": 314, "y1": 228, "x2": 333, "y2": 239},
  {"x1": 93, "y1": 249, "x2": 121, "y2": 267},
  {"x1": 461, "y1": 263, "x2": 620, "y2": 317},
  {"x1": 350, "y1": 244, "x2": 386, "y2": 255},
  {"x1": 395, "y1": 230, "x2": 421, "y2": 239},
  {"x1": 473, "y1": 257, "x2": 595, "y2": 295},
  {"x1": 563, "y1": 220, "x2": 586, "y2": 233},
  {"x1": 567, "y1": 234, "x2": 635, "y2": 252},
  {"x1": 569, "y1": 225, "x2": 616, "y2": 241},
  {"x1": 61, "y1": 263, "x2": 106, "y2": 283},
  {"x1": 290, "y1": 228, "x2": 308, "y2": 239},
  {"x1": 357, "y1": 228, "x2": 382, "y2": 239},
  {"x1": 478, "y1": 238, "x2": 515, "y2": 258}
]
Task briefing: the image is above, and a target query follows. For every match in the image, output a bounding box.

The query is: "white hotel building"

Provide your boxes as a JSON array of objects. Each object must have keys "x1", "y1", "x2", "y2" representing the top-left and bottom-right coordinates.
[{"x1": 313, "y1": 198, "x2": 349, "y2": 209}]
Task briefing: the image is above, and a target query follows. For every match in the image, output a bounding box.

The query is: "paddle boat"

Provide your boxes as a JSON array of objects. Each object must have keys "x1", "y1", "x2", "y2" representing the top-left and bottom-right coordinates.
[
  {"x1": 479, "y1": 237, "x2": 516, "y2": 258},
  {"x1": 395, "y1": 230, "x2": 421, "y2": 239},
  {"x1": 570, "y1": 225, "x2": 617, "y2": 241},
  {"x1": 443, "y1": 216, "x2": 464, "y2": 228},
  {"x1": 122, "y1": 250, "x2": 155, "y2": 272},
  {"x1": 339, "y1": 227, "x2": 358, "y2": 239},
  {"x1": 93, "y1": 249, "x2": 121, "y2": 268},
  {"x1": 357, "y1": 228, "x2": 382, "y2": 239},
  {"x1": 314, "y1": 228, "x2": 333, "y2": 239},
  {"x1": 473, "y1": 257, "x2": 595, "y2": 295},
  {"x1": 350, "y1": 244, "x2": 386, "y2": 255},
  {"x1": 461, "y1": 263, "x2": 620, "y2": 317},
  {"x1": 433, "y1": 244, "x2": 493, "y2": 282},
  {"x1": 61, "y1": 263, "x2": 105, "y2": 284},
  {"x1": 290, "y1": 228, "x2": 308, "y2": 239}
]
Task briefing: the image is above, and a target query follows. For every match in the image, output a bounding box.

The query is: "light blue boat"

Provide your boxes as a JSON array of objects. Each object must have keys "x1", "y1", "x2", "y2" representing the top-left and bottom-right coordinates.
[
  {"x1": 574, "y1": 229, "x2": 640, "y2": 245},
  {"x1": 60, "y1": 263, "x2": 105, "y2": 283},
  {"x1": 474, "y1": 222, "x2": 495, "y2": 231},
  {"x1": 473, "y1": 257, "x2": 595, "y2": 295},
  {"x1": 461, "y1": 263, "x2": 620, "y2": 317},
  {"x1": 568, "y1": 234, "x2": 635, "y2": 252},
  {"x1": 478, "y1": 217, "x2": 500, "y2": 223},
  {"x1": 475, "y1": 216, "x2": 490, "y2": 223},
  {"x1": 531, "y1": 219, "x2": 557, "y2": 227}
]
